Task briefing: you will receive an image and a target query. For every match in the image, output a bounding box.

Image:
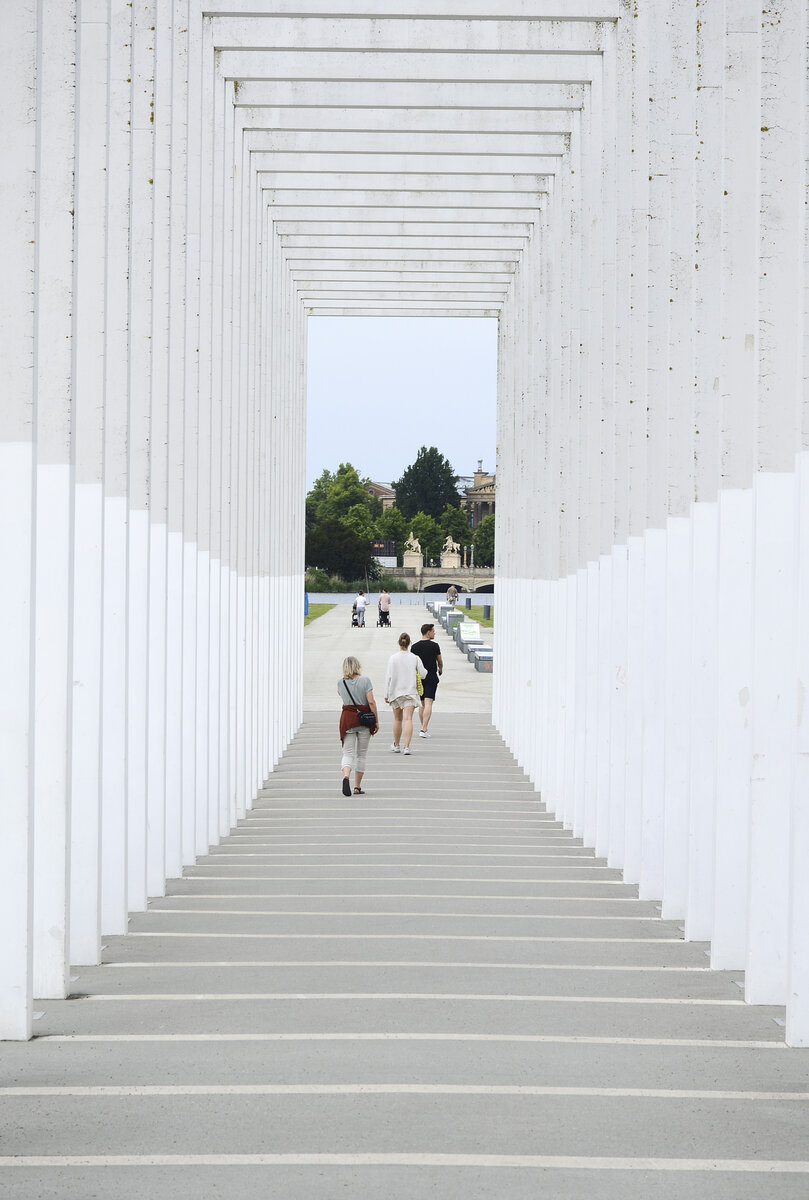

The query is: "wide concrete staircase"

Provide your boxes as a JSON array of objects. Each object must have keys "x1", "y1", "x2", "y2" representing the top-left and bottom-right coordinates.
[{"x1": 1, "y1": 713, "x2": 807, "y2": 1198}]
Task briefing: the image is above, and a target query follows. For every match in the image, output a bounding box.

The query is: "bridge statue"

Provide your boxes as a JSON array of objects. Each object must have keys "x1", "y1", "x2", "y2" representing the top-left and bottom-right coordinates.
[
  {"x1": 403, "y1": 530, "x2": 423, "y2": 572},
  {"x1": 440, "y1": 533, "x2": 462, "y2": 570}
]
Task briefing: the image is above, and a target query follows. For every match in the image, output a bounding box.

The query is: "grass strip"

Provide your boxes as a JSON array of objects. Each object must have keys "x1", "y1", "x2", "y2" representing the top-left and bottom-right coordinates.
[
  {"x1": 304, "y1": 603, "x2": 336, "y2": 626},
  {"x1": 460, "y1": 604, "x2": 494, "y2": 629}
]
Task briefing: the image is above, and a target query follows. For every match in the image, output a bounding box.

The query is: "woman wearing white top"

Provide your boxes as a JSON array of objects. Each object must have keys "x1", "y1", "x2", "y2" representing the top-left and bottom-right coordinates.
[{"x1": 384, "y1": 631, "x2": 426, "y2": 755}]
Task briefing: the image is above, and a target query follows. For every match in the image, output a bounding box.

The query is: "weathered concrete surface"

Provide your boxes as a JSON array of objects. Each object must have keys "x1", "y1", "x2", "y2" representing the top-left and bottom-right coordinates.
[{"x1": 1, "y1": 696, "x2": 806, "y2": 1196}]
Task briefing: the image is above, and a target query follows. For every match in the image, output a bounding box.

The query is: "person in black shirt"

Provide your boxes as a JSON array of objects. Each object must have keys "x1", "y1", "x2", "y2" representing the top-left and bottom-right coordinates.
[{"x1": 411, "y1": 623, "x2": 443, "y2": 738}]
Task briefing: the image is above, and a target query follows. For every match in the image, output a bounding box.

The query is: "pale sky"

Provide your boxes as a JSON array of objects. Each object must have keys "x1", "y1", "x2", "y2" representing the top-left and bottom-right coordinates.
[{"x1": 305, "y1": 316, "x2": 498, "y2": 490}]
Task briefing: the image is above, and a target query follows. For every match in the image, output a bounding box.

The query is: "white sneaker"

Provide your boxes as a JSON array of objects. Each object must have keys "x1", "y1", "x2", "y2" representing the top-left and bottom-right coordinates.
[
  {"x1": 391, "y1": 743, "x2": 401, "y2": 753},
  {"x1": 419, "y1": 730, "x2": 431, "y2": 738},
  {"x1": 402, "y1": 746, "x2": 411, "y2": 755}
]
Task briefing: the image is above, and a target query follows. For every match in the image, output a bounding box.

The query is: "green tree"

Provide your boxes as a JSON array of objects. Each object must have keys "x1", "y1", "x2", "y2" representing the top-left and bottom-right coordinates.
[
  {"x1": 305, "y1": 467, "x2": 335, "y2": 534},
  {"x1": 305, "y1": 518, "x2": 374, "y2": 581},
  {"x1": 409, "y1": 510, "x2": 443, "y2": 564},
  {"x1": 342, "y1": 502, "x2": 375, "y2": 543},
  {"x1": 376, "y1": 506, "x2": 409, "y2": 565},
  {"x1": 473, "y1": 513, "x2": 495, "y2": 568},
  {"x1": 439, "y1": 504, "x2": 472, "y2": 546},
  {"x1": 316, "y1": 462, "x2": 372, "y2": 524},
  {"x1": 392, "y1": 446, "x2": 460, "y2": 520}
]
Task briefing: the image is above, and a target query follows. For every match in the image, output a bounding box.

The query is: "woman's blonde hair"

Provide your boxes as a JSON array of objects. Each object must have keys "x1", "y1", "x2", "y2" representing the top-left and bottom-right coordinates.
[
  {"x1": 342, "y1": 656, "x2": 362, "y2": 679},
  {"x1": 398, "y1": 632, "x2": 411, "y2": 649}
]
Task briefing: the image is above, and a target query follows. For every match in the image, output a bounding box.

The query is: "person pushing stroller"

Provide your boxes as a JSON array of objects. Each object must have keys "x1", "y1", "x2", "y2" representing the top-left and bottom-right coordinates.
[
  {"x1": 351, "y1": 590, "x2": 367, "y2": 627},
  {"x1": 377, "y1": 587, "x2": 392, "y2": 627}
]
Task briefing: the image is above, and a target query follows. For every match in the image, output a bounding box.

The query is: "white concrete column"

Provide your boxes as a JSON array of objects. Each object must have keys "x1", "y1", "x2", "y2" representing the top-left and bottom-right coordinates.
[
  {"x1": 661, "y1": 515, "x2": 691, "y2": 918},
  {"x1": 209, "y1": 62, "x2": 229, "y2": 842},
  {"x1": 100, "y1": 0, "x2": 133, "y2": 937},
  {"x1": 789, "y1": 451, "x2": 809, "y2": 1044},
  {"x1": 195, "y1": 10, "x2": 215, "y2": 855},
  {"x1": 786, "y1": 4, "x2": 809, "y2": 1049},
  {"x1": 660, "y1": 0, "x2": 696, "y2": 923},
  {"x1": 0, "y1": 0, "x2": 38, "y2": 1040},
  {"x1": 711, "y1": 2, "x2": 759, "y2": 971},
  {"x1": 70, "y1": 0, "x2": 110, "y2": 968},
  {"x1": 146, "y1": 0, "x2": 172, "y2": 900},
  {"x1": 31, "y1": 0, "x2": 77, "y2": 1000},
  {"x1": 125, "y1": 0, "x2": 156, "y2": 914},
  {"x1": 622, "y1": 0, "x2": 650, "y2": 885},
  {"x1": 685, "y1": 0, "x2": 725, "y2": 944},
  {"x1": 182, "y1": 3, "x2": 203, "y2": 864},
  {"x1": 232, "y1": 103, "x2": 250, "y2": 821},
  {"x1": 638, "y1": 0, "x2": 672, "y2": 903},
  {"x1": 164, "y1": 0, "x2": 191, "y2": 881},
  {"x1": 686, "y1": 501, "x2": 719, "y2": 939},
  {"x1": 746, "y1": 0, "x2": 806, "y2": 1005}
]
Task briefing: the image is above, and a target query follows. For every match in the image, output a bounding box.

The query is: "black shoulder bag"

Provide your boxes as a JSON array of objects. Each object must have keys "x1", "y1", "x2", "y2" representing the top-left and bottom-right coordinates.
[{"x1": 343, "y1": 680, "x2": 376, "y2": 728}]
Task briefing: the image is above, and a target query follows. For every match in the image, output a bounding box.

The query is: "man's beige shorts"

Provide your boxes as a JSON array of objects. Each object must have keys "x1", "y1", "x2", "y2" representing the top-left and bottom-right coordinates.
[{"x1": 390, "y1": 694, "x2": 419, "y2": 710}]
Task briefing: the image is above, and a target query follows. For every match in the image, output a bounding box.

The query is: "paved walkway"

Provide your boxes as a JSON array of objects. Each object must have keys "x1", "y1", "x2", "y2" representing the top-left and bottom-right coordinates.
[
  {"x1": 1, "y1": 609, "x2": 807, "y2": 1197},
  {"x1": 304, "y1": 600, "x2": 493, "y2": 712}
]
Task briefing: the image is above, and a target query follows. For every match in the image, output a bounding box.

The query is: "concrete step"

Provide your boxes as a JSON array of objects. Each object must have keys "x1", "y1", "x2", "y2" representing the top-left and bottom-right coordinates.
[{"x1": 5, "y1": 712, "x2": 800, "y2": 1200}]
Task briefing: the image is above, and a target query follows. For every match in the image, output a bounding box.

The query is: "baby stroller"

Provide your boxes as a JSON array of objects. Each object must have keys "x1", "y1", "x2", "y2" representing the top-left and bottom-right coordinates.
[
  {"x1": 351, "y1": 602, "x2": 361, "y2": 628},
  {"x1": 377, "y1": 603, "x2": 391, "y2": 628}
]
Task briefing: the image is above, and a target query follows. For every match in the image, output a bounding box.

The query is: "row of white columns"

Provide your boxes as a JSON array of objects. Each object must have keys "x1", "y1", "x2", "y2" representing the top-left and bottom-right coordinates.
[
  {"x1": 0, "y1": 0, "x2": 305, "y2": 1039},
  {"x1": 494, "y1": 0, "x2": 809, "y2": 1045}
]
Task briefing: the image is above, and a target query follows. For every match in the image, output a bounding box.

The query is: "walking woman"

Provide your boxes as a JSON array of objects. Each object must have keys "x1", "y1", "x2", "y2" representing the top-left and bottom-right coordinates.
[
  {"x1": 384, "y1": 632, "x2": 426, "y2": 755},
  {"x1": 338, "y1": 655, "x2": 379, "y2": 796}
]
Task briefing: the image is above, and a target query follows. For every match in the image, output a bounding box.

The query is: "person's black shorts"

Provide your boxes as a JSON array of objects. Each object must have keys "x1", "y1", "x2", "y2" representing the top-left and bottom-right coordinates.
[{"x1": 421, "y1": 673, "x2": 439, "y2": 700}]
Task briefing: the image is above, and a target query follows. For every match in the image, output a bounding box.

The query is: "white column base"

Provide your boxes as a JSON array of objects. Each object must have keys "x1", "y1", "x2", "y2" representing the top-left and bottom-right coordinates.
[{"x1": 33, "y1": 463, "x2": 72, "y2": 998}]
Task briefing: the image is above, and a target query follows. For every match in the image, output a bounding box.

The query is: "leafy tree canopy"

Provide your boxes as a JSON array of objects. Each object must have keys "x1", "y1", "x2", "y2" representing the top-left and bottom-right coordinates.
[
  {"x1": 408, "y1": 511, "x2": 443, "y2": 564},
  {"x1": 305, "y1": 467, "x2": 335, "y2": 534},
  {"x1": 473, "y1": 513, "x2": 495, "y2": 568},
  {"x1": 439, "y1": 504, "x2": 472, "y2": 545},
  {"x1": 305, "y1": 517, "x2": 375, "y2": 581},
  {"x1": 342, "y1": 502, "x2": 375, "y2": 543},
  {"x1": 392, "y1": 446, "x2": 460, "y2": 521},
  {"x1": 376, "y1": 506, "x2": 409, "y2": 565},
  {"x1": 307, "y1": 463, "x2": 374, "y2": 530}
]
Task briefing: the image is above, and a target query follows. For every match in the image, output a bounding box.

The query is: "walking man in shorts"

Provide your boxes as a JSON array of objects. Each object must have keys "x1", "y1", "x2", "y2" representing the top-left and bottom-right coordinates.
[{"x1": 411, "y1": 623, "x2": 443, "y2": 738}]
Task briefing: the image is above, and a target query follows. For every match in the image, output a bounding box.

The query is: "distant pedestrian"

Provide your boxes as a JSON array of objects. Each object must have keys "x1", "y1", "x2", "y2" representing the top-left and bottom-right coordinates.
[
  {"x1": 338, "y1": 655, "x2": 378, "y2": 796},
  {"x1": 384, "y1": 632, "x2": 426, "y2": 755},
  {"x1": 378, "y1": 587, "x2": 392, "y2": 628},
  {"x1": 446, "y1": 584, "x2": 458, "y2": 605},
  {"x1": 411, "y1": 623, "x2": 443, "y2": 738},
  {"x1": 354, "y1": 590, "x2": 367, "y2": 626}
]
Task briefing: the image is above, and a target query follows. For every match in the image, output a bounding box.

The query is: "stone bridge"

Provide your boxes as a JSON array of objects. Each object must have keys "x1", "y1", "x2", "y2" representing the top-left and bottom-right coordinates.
[{"x1": 388, "y1": 566, "x2": 495, "y2": 593}]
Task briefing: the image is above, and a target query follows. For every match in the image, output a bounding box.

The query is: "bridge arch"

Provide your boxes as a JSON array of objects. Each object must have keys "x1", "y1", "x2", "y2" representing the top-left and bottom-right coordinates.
[{"x1": 1, "y1": 0, "x2": 808, "y2": 1048}]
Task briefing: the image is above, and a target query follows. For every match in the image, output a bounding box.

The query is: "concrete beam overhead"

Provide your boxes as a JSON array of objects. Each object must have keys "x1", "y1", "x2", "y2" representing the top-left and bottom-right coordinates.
[
  {"x1": 265, "y1": 206, "x2": 542, "y2": 223},
  {"x1": 289, "y1": 269, "x2": 516, "y2": 283},
  {"x1": 237, "y1": 105, "x2": 577, "y2": 133},
  {"x1": 230, "y1": 79, "x2": 587, "y2": 108},
  {"x1": 208, "y1": 15, "x2": 612, "y2": 54},
  {"x1": 303, "y1": 306, "x2": 502, "y2": 316},
  {"x1": 282, "y1": 250, "x2": 523, "y2": 264},
  {"x1": 205, "y1": 0, "x2": 619, "y2": 17},
  {"x1": 294, "y1": 285, "x2": 511, "y2": 299},
  {"x1": 255, "y1": 174, "x2": 555, "y2": 195},
  {"x1": 277, "y1": 233, "x2": 530, "y2": 248},
  {"x1": 219, "y1": 49, "x2": 602, "y2": 83},
  {"x1": 242, "y1": 143, "x2": 564, "y2": 166}
]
